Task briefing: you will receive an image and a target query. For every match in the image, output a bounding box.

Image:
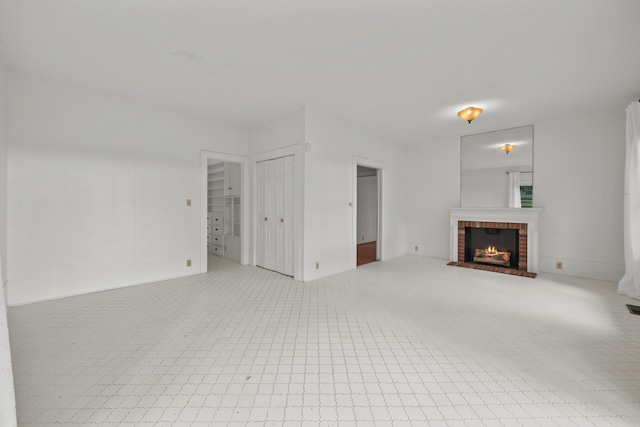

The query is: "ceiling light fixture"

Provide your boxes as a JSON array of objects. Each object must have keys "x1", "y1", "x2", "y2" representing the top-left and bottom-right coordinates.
[
  {"x1": 457, "y1": 106, "x2": 483, "y2": 123},
  {"x1": 500, "y1": 143, "x2": 515, "y2": 154}
]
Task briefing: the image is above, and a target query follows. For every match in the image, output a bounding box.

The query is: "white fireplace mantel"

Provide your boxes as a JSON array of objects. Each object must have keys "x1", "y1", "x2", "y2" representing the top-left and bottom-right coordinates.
[{"x1": 450, "y1": 207, "x2": 543, "y2": 273}]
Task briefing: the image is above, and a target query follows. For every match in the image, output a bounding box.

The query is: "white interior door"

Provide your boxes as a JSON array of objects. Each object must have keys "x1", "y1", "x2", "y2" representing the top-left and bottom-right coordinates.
[
  {"x1": 257, "y1": 159, "x2": 274, "y2": 271},
  {"x1": 257, "y1": 155, "x2": 294, "y2": 275},
  {"x1": 274, "y1": 157, "x2": 285, "y2": 274}
]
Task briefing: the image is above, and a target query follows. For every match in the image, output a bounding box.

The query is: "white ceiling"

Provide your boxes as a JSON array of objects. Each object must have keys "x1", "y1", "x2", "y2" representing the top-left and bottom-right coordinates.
[{"x1": 1, "y1": 0, "x2": 639, "y2": 144}]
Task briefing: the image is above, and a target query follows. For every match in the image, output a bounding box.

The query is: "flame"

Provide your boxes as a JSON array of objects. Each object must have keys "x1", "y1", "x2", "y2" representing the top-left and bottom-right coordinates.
[{"x1": 475, "y1": 246, "x2": 511, "y2": 263}]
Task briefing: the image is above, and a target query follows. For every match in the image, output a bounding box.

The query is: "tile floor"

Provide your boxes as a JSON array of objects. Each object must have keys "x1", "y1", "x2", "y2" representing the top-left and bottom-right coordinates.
[{"x1": 7, "y1": 255, "x2": 640, "y2": 426}]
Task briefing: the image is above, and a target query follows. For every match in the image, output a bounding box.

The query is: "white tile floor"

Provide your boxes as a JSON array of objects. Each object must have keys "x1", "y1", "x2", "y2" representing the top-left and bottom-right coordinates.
[{"x1": 8, "y1": 255, "x2": 640, "y2": 426}]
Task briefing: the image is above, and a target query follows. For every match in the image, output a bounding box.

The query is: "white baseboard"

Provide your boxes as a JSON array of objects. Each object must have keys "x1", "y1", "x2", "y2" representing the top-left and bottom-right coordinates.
[
  {"x1": 407, "y1": 242, "x2": 448, "y2": 260},
  {"x1": 539, "y1": 256, "x2": 624, "y2": 282},
  {"x1": 7, "y1": 261, "x2": 202, "y2": 306}
]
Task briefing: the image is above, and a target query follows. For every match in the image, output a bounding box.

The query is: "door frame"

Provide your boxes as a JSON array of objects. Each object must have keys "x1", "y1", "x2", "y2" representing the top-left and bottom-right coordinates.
[
  {"x1": 200, "y1": 151, "x2": 249, "y2": 273},
  {"x1": 352, "y1": 156, "x2": 383, "y2": 268}
]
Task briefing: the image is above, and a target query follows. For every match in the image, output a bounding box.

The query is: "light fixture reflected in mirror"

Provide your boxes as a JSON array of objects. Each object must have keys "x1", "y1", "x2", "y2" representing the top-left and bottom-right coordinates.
[
  {"x1": 500, "y1": 143, "x2": 515, "y2": 154},
  {"x1": 458, "y1": 107, "x2": 483, "y2": 123}
]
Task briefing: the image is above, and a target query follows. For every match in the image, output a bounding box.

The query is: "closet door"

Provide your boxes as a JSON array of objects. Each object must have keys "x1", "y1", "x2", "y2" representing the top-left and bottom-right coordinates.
[
  {"x1": 273, "y1": 157, "x2": 285, "y2": 274},
  {"x1": 256, "y1": 155, "x2": 294, "y2": 276},
  {"x1": 256, "y1": 159, "x2": 275, "y2": 271}
]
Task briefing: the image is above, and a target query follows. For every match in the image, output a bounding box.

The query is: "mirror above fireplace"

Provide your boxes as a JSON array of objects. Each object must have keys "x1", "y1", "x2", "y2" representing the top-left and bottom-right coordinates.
[{"x1": 460, "y1": 125, "x2": 533, "y2": 208}]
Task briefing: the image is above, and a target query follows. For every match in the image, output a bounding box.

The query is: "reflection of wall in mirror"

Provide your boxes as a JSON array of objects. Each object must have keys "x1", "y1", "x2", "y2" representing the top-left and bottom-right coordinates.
[
  {"x1": 461, "y1": 167, "x2": 531, "y2": 208},
  {"x1": 460, "y1": 125, "x2": 533, "y2": 208},
  {"x1": 520, "y1": 171, "x2": 533, "y2": 186}
]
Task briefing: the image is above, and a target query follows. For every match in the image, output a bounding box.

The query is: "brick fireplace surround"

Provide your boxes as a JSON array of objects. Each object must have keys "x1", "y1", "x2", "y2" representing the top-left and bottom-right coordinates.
[{"x1": 449, "y1": 208, "x2": 542, "y2": 277}]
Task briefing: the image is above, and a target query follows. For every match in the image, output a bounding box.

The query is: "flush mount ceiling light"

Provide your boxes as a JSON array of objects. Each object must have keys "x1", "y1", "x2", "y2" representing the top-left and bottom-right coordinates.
[
  {"x1": 500, "y1": 143, "x2": 515, "y2": 154},
  {"x1": 457, "y1": 106, "x2": 483, "y2": 123}
]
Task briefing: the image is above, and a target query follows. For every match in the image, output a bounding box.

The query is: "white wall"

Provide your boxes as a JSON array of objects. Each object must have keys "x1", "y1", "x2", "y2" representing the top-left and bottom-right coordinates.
[
  {"x1": 535, "y1": 110, "x2": 625, "y2": 281},
  {"x1": 406, "y1": 109, "x2": 625, "y2": 282},
  {"x1": 7, "y1": 73, "x2": 248, "y2": 305},
  {"x1": 248, "y1": 108, "x2": 407, "y2": 282},
  {"x1": 248, "y1": 109, "x2": 305, "y2": 155},
  {"x1": 304, "y1": 109, "x2": 407, "y2": 281},
  {"x1": 0, "y1": 59, "x2": 7, "y2": 288},
  {"x1": 406, "y1": 137, "x2": 461, "y2": 259},
  {"x1": 357, "y1": 175, "x2": 377, "y2": 243},
  {"x1": 0, "y1": 56, "x2": 17, "y2": 427}
]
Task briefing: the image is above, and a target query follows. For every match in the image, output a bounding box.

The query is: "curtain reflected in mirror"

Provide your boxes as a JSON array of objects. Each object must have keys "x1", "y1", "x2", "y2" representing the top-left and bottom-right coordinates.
[
  {"x1": 460, "y1": 125, "x2": 533, "y2": 208},
  {"x1": 507, "y1": 172, "x2": 521, "y2": 208}
]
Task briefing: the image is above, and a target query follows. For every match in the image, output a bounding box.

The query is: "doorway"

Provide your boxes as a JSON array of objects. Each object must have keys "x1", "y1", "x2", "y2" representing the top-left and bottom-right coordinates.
[
  {"x1": 355, "y1": 164, "x2": 381, "y2": 267},
  {"x1": 201, "y1": 152, "x2": 248, "y2": 274}
]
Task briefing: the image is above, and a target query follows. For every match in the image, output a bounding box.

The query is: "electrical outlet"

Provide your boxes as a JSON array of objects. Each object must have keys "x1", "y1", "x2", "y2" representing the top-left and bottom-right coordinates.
[
  {"x1": 186, "y1": 259, "x2": 192, "y2": 267},
  {"x1": 556, "y1": 261, "x2": 563, "y2": 269},
  {"x1": 415, "y1": 245, "x2": 419, "y2": 252},
  {"x1": 186, "y1": 199, "x2": 191, "y2": 206},
  {"x1": 362, "y1": 236, "x2": 365, "y2": 241},
  {"x1": 316, "y1": 262, "x2": 319, "y2": 269}
]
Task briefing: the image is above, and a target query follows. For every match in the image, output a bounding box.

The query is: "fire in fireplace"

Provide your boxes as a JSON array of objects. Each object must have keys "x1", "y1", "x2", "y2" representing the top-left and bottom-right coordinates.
[
  {"x1": 465, "y1": 227, "x2": 519, "y2": 269},
  {"x1": 473, "y1": 246, "x2": 511, "y2": 267}
]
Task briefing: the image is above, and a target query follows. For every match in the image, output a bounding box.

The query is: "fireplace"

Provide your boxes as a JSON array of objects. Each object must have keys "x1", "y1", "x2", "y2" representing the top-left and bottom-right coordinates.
[
  {"x1": 449, "y1": 208, "x2": 542, "y2": 278},
  {"x1": 457, "y1": 220, "x2": 527, "y2": 273}
]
